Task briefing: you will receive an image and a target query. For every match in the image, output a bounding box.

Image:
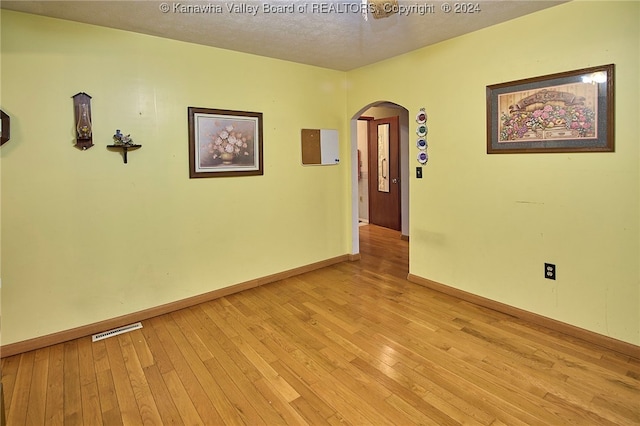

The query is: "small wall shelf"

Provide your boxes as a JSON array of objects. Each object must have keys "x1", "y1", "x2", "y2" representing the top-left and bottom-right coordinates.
[
  {"x1": 1, "y1": 110, "x2": 10, "y2": 145},
  {"x1": 107, "y1": 144, "x2": 142, "y2": 164}
]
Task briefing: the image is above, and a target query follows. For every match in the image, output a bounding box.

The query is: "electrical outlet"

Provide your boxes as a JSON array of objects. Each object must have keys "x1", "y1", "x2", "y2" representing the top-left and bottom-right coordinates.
[{"x1": 545, "y1": 263, "x2": 556, "y2": 280}]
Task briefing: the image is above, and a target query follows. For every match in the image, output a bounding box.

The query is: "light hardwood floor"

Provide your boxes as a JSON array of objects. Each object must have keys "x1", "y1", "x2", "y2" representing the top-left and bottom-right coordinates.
[{"x1": 2, "y1": 224, "x2": 639, "y2": 425}]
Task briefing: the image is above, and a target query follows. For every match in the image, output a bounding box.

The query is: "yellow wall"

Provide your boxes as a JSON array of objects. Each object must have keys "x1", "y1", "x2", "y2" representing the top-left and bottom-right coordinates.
[
  {"x1": 3, "y1": 1, "x2": 639, "y2": 348},
  {"x1": 0, "y1": 11, "x2": 350, "y2": 345},
  {"x1": 348, "y1": 1, "x2": 639, "y2": 345}
]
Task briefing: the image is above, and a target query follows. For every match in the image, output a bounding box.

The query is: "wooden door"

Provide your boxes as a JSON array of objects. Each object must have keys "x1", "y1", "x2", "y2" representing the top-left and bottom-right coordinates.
[{"x1": 368, "y1": 116, "x2": 400, "y2": 231}]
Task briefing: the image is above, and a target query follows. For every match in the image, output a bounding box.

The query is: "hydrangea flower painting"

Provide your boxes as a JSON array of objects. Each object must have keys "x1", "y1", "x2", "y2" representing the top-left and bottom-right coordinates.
[
  {"x1": 188, "y1": 107, "x2": 263, "y2": 178},
  {"x1": 206, "y1": 123, "x2": 253, "y2": 164}
]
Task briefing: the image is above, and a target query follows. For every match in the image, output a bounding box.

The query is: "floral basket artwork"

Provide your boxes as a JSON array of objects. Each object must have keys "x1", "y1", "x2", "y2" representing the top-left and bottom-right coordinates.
[
  {"x1": 188, "y1": 107, "x2": 263, "y2": 178},
  {"x1": 487, "y1": 64, "x2": 614, "y2": 153},
  {"x1": 500, "y1": 95, "x2": 595, "y2": 141}
]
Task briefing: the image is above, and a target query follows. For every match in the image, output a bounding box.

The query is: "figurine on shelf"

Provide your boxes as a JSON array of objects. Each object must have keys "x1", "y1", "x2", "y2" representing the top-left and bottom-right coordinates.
[{"x1": 113, "y1": 129, "x2": 134, "y2": 146}]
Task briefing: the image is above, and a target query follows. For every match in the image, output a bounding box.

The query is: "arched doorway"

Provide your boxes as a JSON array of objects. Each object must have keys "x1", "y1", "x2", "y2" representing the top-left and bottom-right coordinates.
[{"x1": 350, "y1": 101, "x2": 409, "y2": 255}]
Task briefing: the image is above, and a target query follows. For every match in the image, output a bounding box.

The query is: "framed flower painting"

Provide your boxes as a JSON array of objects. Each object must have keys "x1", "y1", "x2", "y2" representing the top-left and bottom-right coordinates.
[
  {"x1": 188, "y1": 107, "x2": 263, "y2": 177},
  {"x1": 486, "y1": 64, "x2": 614, "y2": 154}
]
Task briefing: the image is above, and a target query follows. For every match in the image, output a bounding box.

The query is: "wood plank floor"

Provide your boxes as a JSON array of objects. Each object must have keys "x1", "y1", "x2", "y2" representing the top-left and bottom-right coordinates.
[{"x1": 2, "y1": 224, "x2": 639, "y2": 425}]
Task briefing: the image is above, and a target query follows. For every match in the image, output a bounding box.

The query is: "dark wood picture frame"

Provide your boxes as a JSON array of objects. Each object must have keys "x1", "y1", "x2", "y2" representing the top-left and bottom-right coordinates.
[
  {"x1": 188, "y1": 107, "x2": 263, "y2": 178},
  {"x1": 487, "y1": 64, "x2": 614, "y2": 154}
]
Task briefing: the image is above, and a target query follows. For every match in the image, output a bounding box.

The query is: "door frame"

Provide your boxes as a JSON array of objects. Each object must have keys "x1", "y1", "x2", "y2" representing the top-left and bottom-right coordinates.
[{"x1": 350, "y1": 102, "x2": 409, "y2": 255}]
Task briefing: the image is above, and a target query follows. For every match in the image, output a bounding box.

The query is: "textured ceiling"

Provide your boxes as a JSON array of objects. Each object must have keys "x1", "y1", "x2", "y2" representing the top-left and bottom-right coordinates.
[{"x1": 1, "y1": 0, "x2": 566, "y2": 70}]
